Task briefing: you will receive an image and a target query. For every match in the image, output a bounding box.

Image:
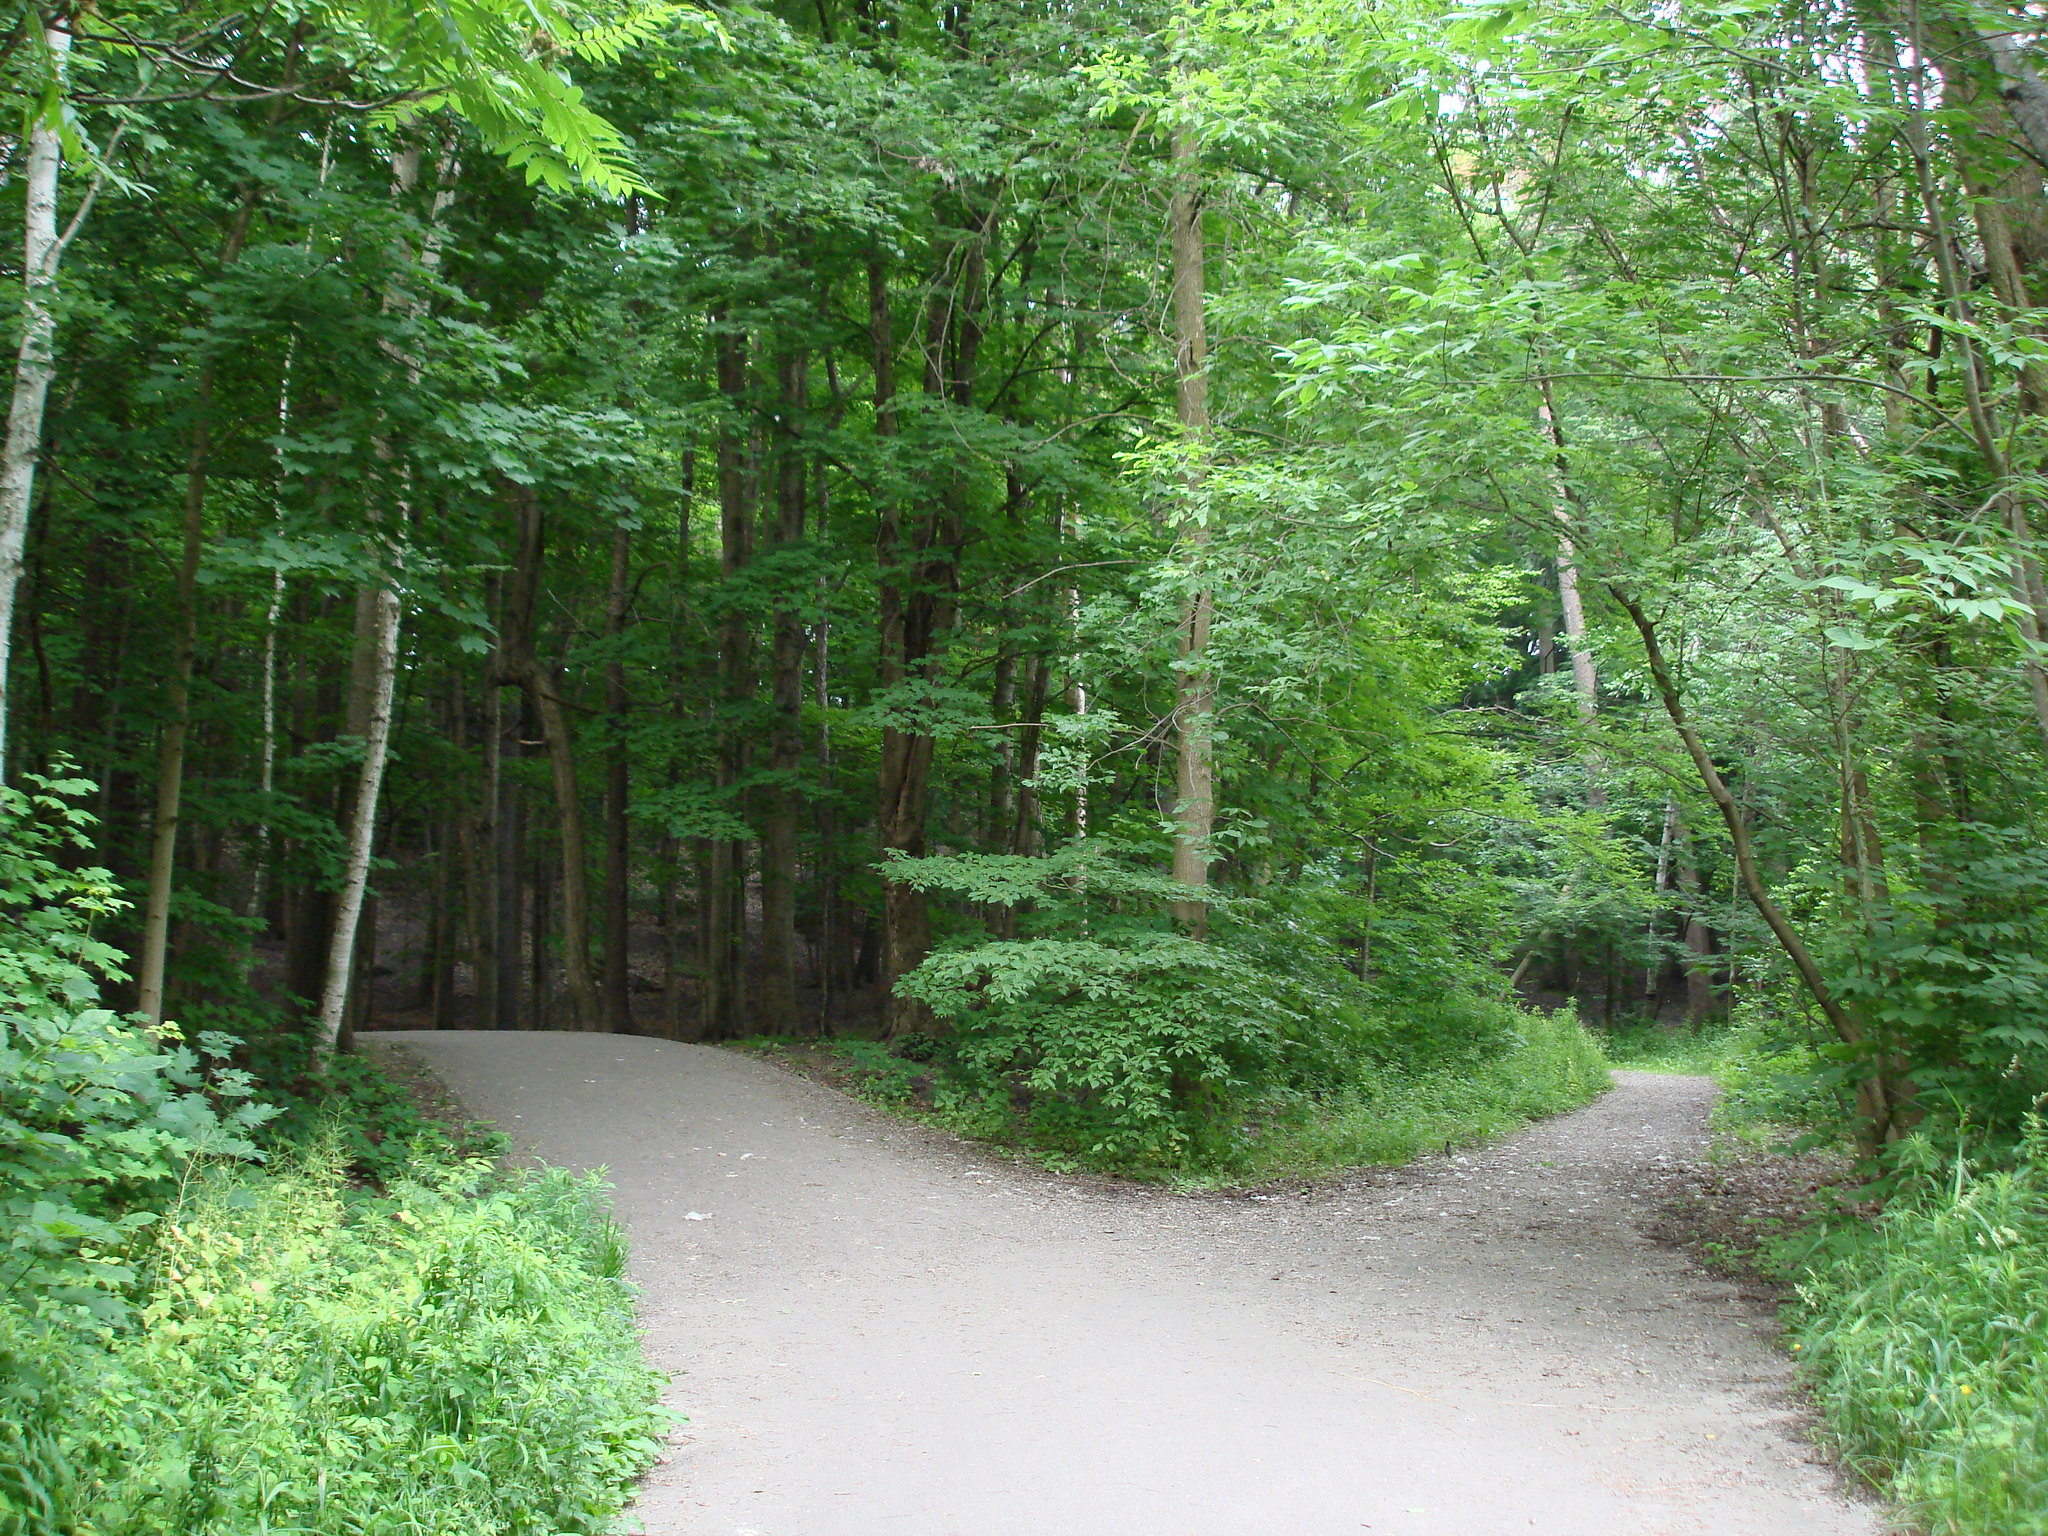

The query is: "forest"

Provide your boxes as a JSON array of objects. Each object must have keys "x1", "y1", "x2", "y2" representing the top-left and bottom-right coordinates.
[{"x1": 6, "y1": 0, "x2": 2048, "y2": 1530}]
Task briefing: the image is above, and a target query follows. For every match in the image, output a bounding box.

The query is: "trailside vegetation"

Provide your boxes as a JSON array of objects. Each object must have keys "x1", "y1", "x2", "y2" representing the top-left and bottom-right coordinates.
[
  {"x1": 766, "y1": 844, "x2": 1607, "y2": 1177},
  {"x1": 1792, "y1": 1130, "x2": 2048, "y2": 1534},
  {"x1": 0, "y1": 781, "x2": 665, "y2": 1536}
]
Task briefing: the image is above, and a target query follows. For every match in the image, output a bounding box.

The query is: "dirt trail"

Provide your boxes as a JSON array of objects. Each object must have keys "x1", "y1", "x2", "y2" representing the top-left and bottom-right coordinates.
[{"x1": 385, "y1": 1031, "x2": 1882, "y2": 1536}]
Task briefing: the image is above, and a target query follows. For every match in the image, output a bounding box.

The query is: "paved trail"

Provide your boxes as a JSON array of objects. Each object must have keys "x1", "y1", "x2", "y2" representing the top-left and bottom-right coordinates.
[{"x1": 386, "y1": 1031, "x2": 1882, "y2": 1536}]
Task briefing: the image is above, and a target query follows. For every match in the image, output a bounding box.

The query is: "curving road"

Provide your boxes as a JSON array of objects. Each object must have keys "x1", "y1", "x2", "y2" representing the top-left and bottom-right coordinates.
[{"x1": 383, "y1": 1031, "x2": 1882, "y2": 1536}]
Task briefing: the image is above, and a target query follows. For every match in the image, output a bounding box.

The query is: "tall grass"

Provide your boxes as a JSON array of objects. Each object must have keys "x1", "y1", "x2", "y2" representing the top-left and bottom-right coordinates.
[
  {"x1": 1790, "y1": 1129, "x2": 2048, "y2": 1535},
  {"x1": 1, "y1": 1147, "x2": 664, "y2": 1536},
  {"x1": 1207, "y1": 1005, "x2": 1612, "y2": 1185},
  {"x1": 1591, "y1": 1018, "x2": 1733, "y2": 1075},
  {"x1": 1595, "y1": 1008, "x2": 1841, "y2": 1136}
]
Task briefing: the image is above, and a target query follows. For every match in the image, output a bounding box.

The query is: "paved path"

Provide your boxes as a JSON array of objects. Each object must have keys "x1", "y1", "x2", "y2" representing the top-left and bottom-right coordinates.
[{"x1": 384, "y1": 1031, "x2": 1883, "y2": 1536}]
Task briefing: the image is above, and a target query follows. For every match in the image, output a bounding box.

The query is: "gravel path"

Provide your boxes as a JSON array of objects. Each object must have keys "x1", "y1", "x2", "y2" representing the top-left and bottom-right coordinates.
[{"x1": 384, "y1": 1030, "x2": 1884, "y2": 1536}]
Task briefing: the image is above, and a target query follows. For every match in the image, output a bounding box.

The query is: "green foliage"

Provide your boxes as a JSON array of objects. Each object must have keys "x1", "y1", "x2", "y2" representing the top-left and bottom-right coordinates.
[
  {"x1": 1593, "y1": 1006, "x2": 1844, "y2": 1139},
  {"x1": 0, "y1": 777, "x2": 272, "y2": 1325},
  {"x1": 1831, "y1": 827, "x2": 2048, "y2": 1143},
  {"x1": 255, "y1": 1050, "x2": 509, "y2": 1187},
  {"x1": 888, "y1": 844, "x2": 1348, "y2": 1165},
  {"x1": 1708, "y1": 1004, "x2": 1842, "y2": 1141},
  {"x1": 1591, "y1": 1018, "x2": 1732, "y2": 1077},
  {"x1": 1, "y1": 793, "x2": 655, "y2": 1536},
  {"x1": 1198, "y1": 1004, "x2": 1611, "y2": 1185},
  {"x1": 1, "y1": 1149, "x2": 663, "y2": 1536},
  {"x1": 876, "y1": 843, "x2": 1608, "y2": 1174},
  {"x1": 809, "y1": 998, "x2": 1609, "y2": 1184},
  {"x1": 1789, "y1": 1129, "x2": 2048, "y2": 1534}
]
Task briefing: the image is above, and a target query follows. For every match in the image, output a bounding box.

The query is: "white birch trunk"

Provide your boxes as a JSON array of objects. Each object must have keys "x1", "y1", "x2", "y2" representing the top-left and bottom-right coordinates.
[
  {"x1": 314, "y1": 139, "x2": 457, "y2": 1057},
  {"x1": 0, "y1": 26, "x2": 71, "y2": 774},
  {"x1": 1536, "y1": 388, "x2": 1605, "y2": 808},
  {"x1": 314, "y1": 581, "x2": 402, "y2": 1051}
]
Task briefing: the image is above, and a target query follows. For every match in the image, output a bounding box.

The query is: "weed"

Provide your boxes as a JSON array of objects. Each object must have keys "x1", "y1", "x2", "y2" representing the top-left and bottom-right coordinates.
[
  {"x1": 1789, "y1": 1128, "x2": 2048, "y2": 1533},
  {"x1": 2, "y1": 1148, "x2": 664, "y2": 1536}
]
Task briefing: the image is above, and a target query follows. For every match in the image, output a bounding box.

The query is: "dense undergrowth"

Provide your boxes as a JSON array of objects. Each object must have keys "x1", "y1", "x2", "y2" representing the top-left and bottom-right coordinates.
[
  {"x1": 3, "y1": 1154, "x2": 663, "y2": 1536},
  {"x1": 1605, "y1": 1003, "x2": 2048, "y2": 1535},
  {"x1": 1788, "y1": 1133, "x2": 2048, "y2": 1535},
  {"x1": 0, "y1": 779, "x2": 663, "y2": 1536},
  {"x1": 774, "y1": 1002, "x2": 1608, "y2": 1185},
  {"x1": 756, "y1": 844, "x2": 1611, "y2": 1182}
]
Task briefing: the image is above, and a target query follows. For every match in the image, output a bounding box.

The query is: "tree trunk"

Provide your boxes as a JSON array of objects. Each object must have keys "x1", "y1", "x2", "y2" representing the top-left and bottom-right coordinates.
[
  {"x1": 531, "y1": 828, "x2": 552, "y2": 1027},
  {"x1": 700, "y1": 321, "x2": 755, "y2": 1039},
  {"x1": 314, "y1": 138, "x2": 458, "y2": 1059},
  {"x1": 497, "y1": 724, "x2": 526, "y2": 1026},
  {"x1": 1536, "y1": 382, "x2": 1605, "y2": 809},
  {"x1": 758, "y1": 349, "x2": 809, "y2": 1032},
  {"x1": 870, "y1": 257, "x2": 932, "y2": 1033},
  {"x1": 988, "y1": 640, "x2": 1017, "y2": 847},
  {"x1": 815, "y1": 605, "x2": 841, "y2": 1027},
  {"x1": 1168, "y1": 123, "x2": 1216, "y2": 934},
  {"x1": 136, "y1": 179, "x2": 269, "y2": 1021},
  {"x1": 602, "y1": 515, "x2": 634, "y2": 1031},
  {"x1": 315, "y1": 581, "x2": 401, "y2": 1053},
  {"x1": 472, "y1": 644, "x2": 503, "y2": 1027},
  {"x1": 1011, "y1": 652, "x2": 1049, "y2": 855},
  {"x1": 0, "y1": 25, "x2": 72, "y2": 774},
  {"x1": 345, "y1": 894, "x2": 378, "y2": 1046},
  {"x1": 424, "y1": 811, "x2": 457, "y2": 1027},
  {"x1": 1972, "y1": 18, "x2": 2048, "y2": 170},
  {"x1": 1674, "y1": 833, "x2": 1715, "y2": 1028},
  {"x1": 665, "y1": 447, "x2": 696, "y2": 1039},
  {"x1": 499, "y1": 480, "x2": 601, "y2": 1031},
  {"x1": 1614, "y1": 586, "x2": 1909, "y2": 1145},
  {"x1": 1645, "y1": 794, "x2": 1678, "y2": 1002},
  {"x1": 700, "y1": 837, "x2": 739, "y2": 1038},
  {"x1": 1886, "y1": 18, "x2": 2048, "y2": 762}
]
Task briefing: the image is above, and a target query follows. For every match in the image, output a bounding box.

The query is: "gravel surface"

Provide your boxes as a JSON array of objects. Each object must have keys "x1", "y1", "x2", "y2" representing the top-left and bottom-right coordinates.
[{"x1": 384, "y1": 1030, "x2": 1887, "y2": 1536}]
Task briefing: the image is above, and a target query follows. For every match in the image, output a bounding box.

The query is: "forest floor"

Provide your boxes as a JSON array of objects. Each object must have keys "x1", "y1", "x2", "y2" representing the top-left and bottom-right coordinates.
[{"x1": 381, "y1": 1031, "x2": 1890, "y2": 1536}]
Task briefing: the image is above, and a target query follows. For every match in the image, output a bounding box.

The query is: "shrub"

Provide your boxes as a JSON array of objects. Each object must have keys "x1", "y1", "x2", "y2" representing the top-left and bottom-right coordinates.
[
  {"x1": 4, "y1": 1149, "x2": 663, "y2": 1536},
  {"x1": 1790, "y1": 1127, "x2": 2048, "y2": 1534},
  {"x1": 0, "y1": 775, "x2": 662, "y2": 1536},
  {"x1": 1708, "y1": 1001, "x2": 1841, "y2": 1137},
  {"x1": 1200, "y1": 1001, "x2": 1612, "y2": 1183},
  {"x1": 0, "y1": 772, "x2": 272, "y2": 1325},
  {"x1": 869, "y1": 843, "x2": 1609, "y2": 1176},
  {"x1": 1830, "y1": 825, "x2": 2048, "y2": 1144}
]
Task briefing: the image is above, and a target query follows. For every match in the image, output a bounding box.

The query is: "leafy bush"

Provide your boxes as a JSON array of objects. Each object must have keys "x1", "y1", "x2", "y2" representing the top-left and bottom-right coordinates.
[
  {"x1": 1831, "y1": 825, "x2": 2048, "y2": 1143},
  {"x1": 870, "y1": 843, "x2": 1608, "y2": 1175},
  {"x1": 4, "y1": 1149, "x2": 663, "y2": 1536},
  {"x1": 887, "y1": 845, "x2": 1367, "y2": 1164},
  {"x1": 257, "y1": 1047, "x2": 509, "y2": 1185},
  {"x1": 1790, "y1": 1127, "x2": 2048, "y2": 1534},
  {"x1": 1709, "y1": 1002, "x2": 1841, "y2": 1138},
  {"x1": 0, "y1": 773, "x2": 272, "y2": 1324},
  {"x1": 0, "y1": 775, "x2": 662, "y2": 1536}
]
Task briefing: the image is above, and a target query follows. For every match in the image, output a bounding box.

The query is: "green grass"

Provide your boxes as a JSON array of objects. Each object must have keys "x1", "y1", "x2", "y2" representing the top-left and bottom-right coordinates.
[
  {"x1": 754, "y1": 1004, "x2": 1612, "y2": 1188},
  {"x1": 1, "y1": 1145, "x2": 665, "y2": 1536},
  {"x1": 1192, "y1": 1006, "x2": 1613, "y2": 1187},
  {"x1": 1788, "y1": 1131, "x2": 2048, "y2": 1534},
  {"x1": 1592, "y1": 1018, "x2": 1736, "y2": 1075}
]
